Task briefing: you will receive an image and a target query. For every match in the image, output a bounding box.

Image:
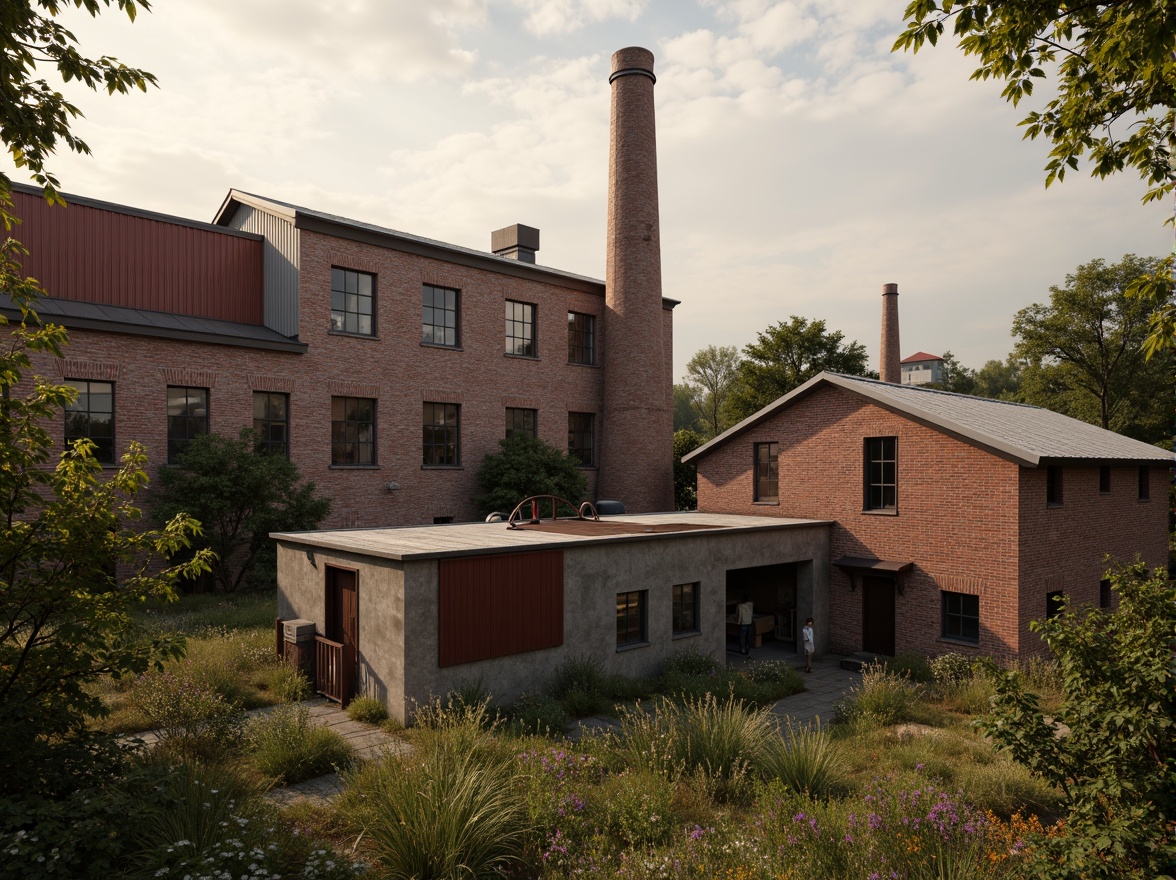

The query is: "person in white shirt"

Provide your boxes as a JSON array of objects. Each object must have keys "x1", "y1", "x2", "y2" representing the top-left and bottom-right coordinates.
[
  {"x1": 802, "y1": 617, "x2": 815, "y2": 672},
  {"x1": 736, "y1": 595, "x2": 754, "y2": 655}
]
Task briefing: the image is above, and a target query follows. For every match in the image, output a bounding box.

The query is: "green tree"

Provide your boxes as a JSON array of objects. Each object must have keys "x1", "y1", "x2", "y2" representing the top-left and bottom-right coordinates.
[
  {"x1": 673, "y1": 428, "x2": 703, "y2": 511},
  {"x1": 973, "y1": 355, "x2": 1022, "y2": 399},
  {"x1": 928, "y1": 350, "x2": 976, "y2": 394},
  {"x1": 895, "y1": 0, "x2": 1176, "y2": 356},
  {"x1": 0, "y1": 245, "x2": 209, "y2": 796},
  {"x1": 474, "y1": 433, "x2": 588, "y2": 517},
  {"x1": 153, "y1": 430, "x2": 331, "y2": 593},
  {"x1": 727, "y1": 316, "x2": 870, "y2": 422},
  {"x1": 978, "y1": 561, "x2": 1175, "y2": 878},
  {"x1": 673, "y1": 382, "x2": 704, "y2": 433},
  {"x1": 0, "y1": 0, "x2": 157, "y2": 211},
  {"x1": 683, "y1": 344, "x2": 742, "y2": 438},
  {"x1": 1013, "y1": 254, "x2": 1173, "y2": 444}
]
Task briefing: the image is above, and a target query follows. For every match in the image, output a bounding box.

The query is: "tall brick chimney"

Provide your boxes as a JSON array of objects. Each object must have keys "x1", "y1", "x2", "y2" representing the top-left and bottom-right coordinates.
[
  {"x1": 880, "y1": 282, "x2": 900, "y2": 384},
  {"x1": 598, "y1": 47, "x2": 673, "y2": 512}
]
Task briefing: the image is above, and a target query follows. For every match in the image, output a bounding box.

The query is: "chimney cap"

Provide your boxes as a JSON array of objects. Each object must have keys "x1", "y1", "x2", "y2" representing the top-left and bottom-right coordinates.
[
  {"x1": 491, "y1": 224, "x2": 540, "y2": 263},
  {"x1": 882, "y1": 283, "x2": 899, "y2": 295},
  {"x1": 610, "y1": 47, "x2": 655, "y2": 83}
]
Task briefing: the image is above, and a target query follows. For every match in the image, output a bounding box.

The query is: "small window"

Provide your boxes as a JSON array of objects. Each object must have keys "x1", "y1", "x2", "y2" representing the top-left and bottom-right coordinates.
[
  {"x1": 1099, "y1": 578, "x2": 1111, "y2": 609},
  {"x1": 1099, "y1": 466, "x2": 1111, "y2": 494},
  {"x1": 568, "y1": 412, "x2": 595, "y2": 467},
  {"x1": 1138, "y1": 466, "x2": 1150, "y2": 500},
  {"x1": 65, "y1": 379, "x2": 115, "y2": 464},
  {"x1": 422, "y1": 284, "x2": 459, "y2": 347},
  {"x1": 754, "y1": 442, "x2": 779, "y2": 503},
  {"x1": 330, "y1": 268, "x2": 375, "y2": 336},
  {"x1": 616, "y1": 590, "x2": 647, "y2": 647},
  {"x1": 568, "y1": 312, "x2": 596, "y2": 365},
  {"x1": 331, "y1": 397, "x2": 376, "y2": 465},
  {"x1": 506, "y1": 407, "x2": 537, "y2": 439},
  {"x1": 864, "y1": 436, "x2": 897, "y2": 511},
  {"x1": 1046, "y1": 466, "x2": 1063, "y2": 506},
  {"x1": 423, "y1": 402, "x2": 460, "y2": 466},
  {"x1": 253, "y1": 391, "x2": 289, "y2": 457},
  {"x1": 1045, "y1": 590, "x2": 1065, "y2": 620},
  {"x1": 672, "y1": 582, "x2": 699, "y2": 635},
  {"x1": 941, "y1": 591, "x2": 979, "y2": 644},
  {"x1": 167, "y1": 386, "x2": 209, "y2": 464},
  {"x1": 505, "y1": 300, "x2": 536, "y2": 357}
]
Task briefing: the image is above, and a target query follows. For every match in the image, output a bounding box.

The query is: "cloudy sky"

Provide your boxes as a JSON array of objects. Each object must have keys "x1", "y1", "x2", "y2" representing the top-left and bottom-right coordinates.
[{"x1": 11, "y1": 0, "x2": 1170, "y2": 379}]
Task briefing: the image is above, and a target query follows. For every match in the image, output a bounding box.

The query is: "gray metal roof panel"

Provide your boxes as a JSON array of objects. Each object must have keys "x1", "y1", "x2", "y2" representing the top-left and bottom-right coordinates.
[{"x1": 683, "y1": 372, "x2": 1171, "y2": 467}]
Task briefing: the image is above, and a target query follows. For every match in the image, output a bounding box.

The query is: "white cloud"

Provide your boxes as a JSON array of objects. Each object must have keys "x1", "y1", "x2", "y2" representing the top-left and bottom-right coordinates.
[{"x1": 508, "y1": 0, "x2": 647, "y2": 35}]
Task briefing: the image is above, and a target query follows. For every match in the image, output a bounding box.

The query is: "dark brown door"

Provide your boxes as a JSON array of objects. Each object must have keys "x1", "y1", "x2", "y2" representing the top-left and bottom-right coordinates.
[
  {"x1": 326, "y1": 566, "x2": 359, "y2": 654},
  {"x1": 861, "y1": 575, "x2": 895, "y2": 656}
]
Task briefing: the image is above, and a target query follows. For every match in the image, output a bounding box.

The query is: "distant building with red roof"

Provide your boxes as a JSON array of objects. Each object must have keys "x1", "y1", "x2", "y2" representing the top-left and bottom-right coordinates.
[{"x1": 900, "y1": 351, "x2": 944, "y2": 385}]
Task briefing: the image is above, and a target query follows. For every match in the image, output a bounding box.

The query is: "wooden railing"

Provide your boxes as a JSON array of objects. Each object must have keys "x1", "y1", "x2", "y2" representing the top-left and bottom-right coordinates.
[{"x1": 315, "y1": 634, "x2": 354, "y2": 707}]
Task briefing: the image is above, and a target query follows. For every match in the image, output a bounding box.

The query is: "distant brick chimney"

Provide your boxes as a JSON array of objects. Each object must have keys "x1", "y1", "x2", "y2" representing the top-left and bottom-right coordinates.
[
  {"x1": 598, "y1": 46, "x2": 673, "y2": 512},
  {"x1": 491, "y1": 224, "x2": 539, "y2": 263},
  {"x1": 880, "y1": 283, "x2": 900, "y2": 384}
]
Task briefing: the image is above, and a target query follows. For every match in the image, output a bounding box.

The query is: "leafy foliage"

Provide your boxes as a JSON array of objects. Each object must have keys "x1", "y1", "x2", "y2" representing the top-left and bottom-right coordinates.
[
  {"x1": 727, "y1": 316, "x2": 871, "y2": 421},
  {"x1": 978, "y1": 561, "x2": 1175, "y2": 878},
  {"x1": 895, "y1": 0, "x2": 1176, "y2": 356},
  {"x1": 153, "y1": 430, "x2": 330, "y2": 592},
  {"x1": 249, "y1": 704, "x2": 353, "y2": 784},
  {"x1": 0, "y1": 242, "x2": 210, "y2": 796},
  {"x1": 132, "y1": 668, "x2": 246, "y2": 764},
  {"x1": 672, "y1": 428, "x2": 701, "y2": 511},
  {"x1": 1013, "y1": 254, "x2": 1173, "y2": 444},
  {"x1": 682, "y1": 344, "x2": 742, "y2": 438},
  {"x1": 0, "y1": 0, "x2": 157, "y2": 207},
  {"x1": 473, "y1": 432, "x2": 588, "y2": 517}
]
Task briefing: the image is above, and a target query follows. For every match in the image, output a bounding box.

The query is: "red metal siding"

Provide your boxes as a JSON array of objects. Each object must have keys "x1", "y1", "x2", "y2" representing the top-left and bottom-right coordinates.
[
  {"x1": 11, "y1": 189, "x2": 264, "y2": 325},
  {"x1": 438, "y1": 551, "x2": 564, "y2": 667}
]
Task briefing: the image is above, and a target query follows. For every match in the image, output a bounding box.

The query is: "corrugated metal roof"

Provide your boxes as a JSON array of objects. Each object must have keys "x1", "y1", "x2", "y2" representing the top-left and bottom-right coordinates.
[
  {"x1": 0, "y1": 294, "x2": 307, "y2": 353},
  {"x1": 213, "y1": 190, "x2": 617, "y2": 296},
  {"x1": 683, "y1": 372, "x2": 1172, "y2": 467},
  {"x1": 272, "y1": 512, "x2": 832, "y2": 562}
]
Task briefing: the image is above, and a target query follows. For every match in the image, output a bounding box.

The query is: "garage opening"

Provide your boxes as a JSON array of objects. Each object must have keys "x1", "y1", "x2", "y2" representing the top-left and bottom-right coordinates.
[{"x1": 725, "y1": 562, "x2": 800, "y2": 651}]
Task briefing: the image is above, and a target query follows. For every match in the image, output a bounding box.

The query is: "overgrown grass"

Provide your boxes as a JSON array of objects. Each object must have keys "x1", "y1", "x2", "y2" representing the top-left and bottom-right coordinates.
[
  {"x1": 346, "y1": 695, "x2": 388, "y2": 725},
  {"x1": 249, "y1": 704, "x2": 354, "y2": 784},
  {"x1": 759, "y1": 718, "x2": 846, "y2": 799}
]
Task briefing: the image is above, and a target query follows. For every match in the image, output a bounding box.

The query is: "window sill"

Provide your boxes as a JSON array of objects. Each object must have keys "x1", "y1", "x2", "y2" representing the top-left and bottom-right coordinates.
[
  {"x1": 422, "y1": 465, "x2": 463, "y2": 470},
  {"x1": 576, "y1": 465, "x2": 598, "y2": 471},
  {"x1": 672, "y1": 630, "x2": 701, "y2": 641},
  {"x1": 420, "y1": 342, "x2": 463, "y2": 351},
  {"x1": 567, "y1": 361, "x2": 598, "y2": 368},
  {"x1": 1046, "y1": 503, "x2": 1063, "y2": 509},
  {"x1": 1137, "y1": 497, "x2": 1151, "y2": 503},
  {"x1": 616, "y1": 640, "x2": 650, "y2": 653},
  {"x1": 329, "y1": 464, "x2": 382, "y2": 470},
  {"x1": 752, "y1": 500, "x2": 779, "y2": 506},
  {"x1": 937, "y1": 636, "x2": 980, "y2": 649},
  {"x1": 861, "y1": 508, "x2": 898, "y2": 516},
  {"x1": 505, "y1": 353, "x2": 539, "y2": 361},
  {"x1": 328, "y1": 329, "x2": 379, "y2": 340}
]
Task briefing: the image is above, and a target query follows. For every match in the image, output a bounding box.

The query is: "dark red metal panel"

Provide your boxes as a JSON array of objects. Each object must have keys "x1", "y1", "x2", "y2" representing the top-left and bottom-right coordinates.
[
  {"x1": 438, "y1": 550, "x2": 564, "y2": 667},
  {"x1": 11, "y1": 189, "x2": 264, "y2": 325}
]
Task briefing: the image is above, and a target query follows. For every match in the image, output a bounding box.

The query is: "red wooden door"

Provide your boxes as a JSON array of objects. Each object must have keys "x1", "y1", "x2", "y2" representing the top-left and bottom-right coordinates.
[
  {"x1": 325, "y1": 566, "x2": 358, "y2": 703},
  {"x1": 861, "y1": 575, "x2": 895, "y2": 656}
]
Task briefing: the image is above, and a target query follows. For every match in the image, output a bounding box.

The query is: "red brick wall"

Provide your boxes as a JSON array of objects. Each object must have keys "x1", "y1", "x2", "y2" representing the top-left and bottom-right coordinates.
[
  {"x1": 697, "y1": 386, "x2": 1022, "y2": 657},
  {"x1": 1015, "y1": 464, "x2": 1169, "y2": 656}
]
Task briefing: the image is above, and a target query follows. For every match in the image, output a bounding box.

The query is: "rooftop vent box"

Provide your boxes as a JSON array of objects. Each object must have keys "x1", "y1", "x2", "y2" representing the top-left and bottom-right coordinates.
[{"x1": 283, "y1": 619, "x2": 316, "y2": 643}]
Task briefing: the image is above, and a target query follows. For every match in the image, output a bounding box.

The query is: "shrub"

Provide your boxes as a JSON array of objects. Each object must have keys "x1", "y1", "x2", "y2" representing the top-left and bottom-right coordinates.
[
  {"x1": 549, "y1": 654, "x2": 607, "y2": 700},
  {"x1": 742, "y1": 658, "x2": 805, "y2": 695},
  {"x1": 833, "y1": 662, "x2": 919, "y2": 730},
  {"x1": 599, "y1": 767, "x2": 678, "y2": 848},
  {"x1": 132, "y1": 669, "x2": 246, "y2": 764},
  {"x1": 249, "y1": 704, "x2": 353, "y2": 784},
  {"x1": 759, "y1": 718, "x2": 845, "y2": 799},
  {"x1": 473, "y1": 432, "x2": 588, "y2": 517},
  {"x1": 347, "y1": 695, "x2": 388, "y2": 725},
  {"x1": 258, "y1": 663, "x2": 311, "y2": 703},
  {"x1": 351, "y1": 749, "x2": 530, "y2": 878},
  {"x1": 931, "y1": 652, "x2": 977, "y2": 686},
  {"x1": 661, "y1": 648, "x2": 719, "y2": 678},
  {"x1": 508, "y1": 693, "x2": 570, "y2": 736},
  {"x1": 561, "y1": 688, "x2": 610, "y2": 718},
  {"x1": 887, "y1": 651, "x2": 934, "y2": 683}
]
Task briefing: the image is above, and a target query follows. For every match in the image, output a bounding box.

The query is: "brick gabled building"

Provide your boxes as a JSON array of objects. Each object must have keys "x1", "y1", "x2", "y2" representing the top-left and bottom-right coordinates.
[{"x1": 683, "y1": 372, "x2": 1170, "y2": 658}]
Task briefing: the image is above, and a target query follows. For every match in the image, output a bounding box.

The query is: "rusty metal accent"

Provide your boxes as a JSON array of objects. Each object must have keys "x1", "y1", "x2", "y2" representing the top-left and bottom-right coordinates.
[{"x1": 506, "y1": 494, "x2": 600, "y2": 529}]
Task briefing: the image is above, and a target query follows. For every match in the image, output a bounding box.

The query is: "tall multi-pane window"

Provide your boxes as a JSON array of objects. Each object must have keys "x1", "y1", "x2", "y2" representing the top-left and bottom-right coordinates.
[
  {"x1": 423, "y1": 402, "x2": 460, "y2": 466},
  {"x1": 754, "y1": 442, "x2": 779, "y2": 503},
  {"x1": 941, "y1": 591, "x2": 979, "y2": 643},
  {"x1": 422, "y1": 284, "x2": 459, "y2": 347},
  {"x1": 567, "y1": 312, "x2": 595, "y2": 365},
  {"x1": 331, "y1": 397, "x2": 375, "y2": 465},
  {"x1": 672, "y1": 582, "x2": 699, "y2": 635},
  {"x1": 568, "y1": 412, "x2": 595, "y2": 467},
  {"x1": 616, "y1": 590, "x2": 647, "y2": 647},
  {"x1": 330, "y1": 268, "x2": 375, "y2": 335},
  {"x1": 65, "y1": 379, "x2": 115, "y2": 464},
  {"x1": 167, "y1": 386, "x2": 208, "y2": 464},
  {"x1": 506, "y1": 407, "x2": 537, "y2": 439},
  {"x1": 253, "y1": 391, "x2": 289, "y2": 456},
  {"x1": 505, "y1": 301, "x2": 536, "y2": 357},
  {"x1": 864, "y1": 436, "x2": 897, "y2": 511}
]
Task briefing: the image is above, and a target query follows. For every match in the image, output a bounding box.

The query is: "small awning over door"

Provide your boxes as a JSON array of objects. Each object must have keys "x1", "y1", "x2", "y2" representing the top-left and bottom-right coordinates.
[{"x1": 833, "y1": 556, "x2": 914, "y2": 593}]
